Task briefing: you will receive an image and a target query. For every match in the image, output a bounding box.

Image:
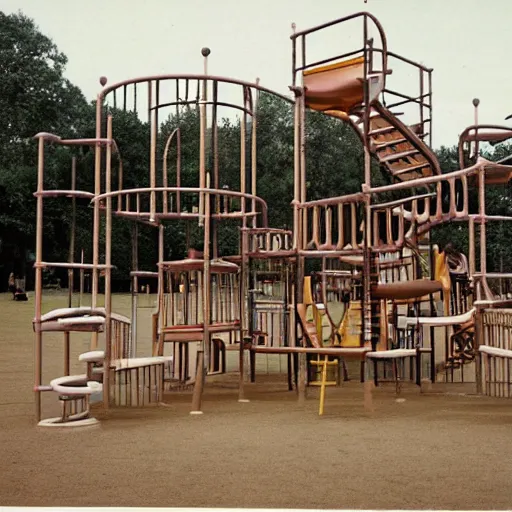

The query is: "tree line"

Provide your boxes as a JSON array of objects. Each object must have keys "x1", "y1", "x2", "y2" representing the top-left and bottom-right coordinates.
[{"x1": 1, "y1": 11, "x2": 511, "y2": 292}]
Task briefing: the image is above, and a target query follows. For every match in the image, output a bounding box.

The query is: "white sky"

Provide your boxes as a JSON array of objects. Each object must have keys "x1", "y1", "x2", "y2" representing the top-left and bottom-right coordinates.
[{"x1": 2, "y1": 0, "x2": 512, "y2": 149}]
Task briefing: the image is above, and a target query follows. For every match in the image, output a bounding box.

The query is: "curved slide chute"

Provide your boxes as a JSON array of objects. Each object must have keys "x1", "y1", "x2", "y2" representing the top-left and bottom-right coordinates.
[{"x1": 303, "y1": 56, "x2": 366, "y2": 114}]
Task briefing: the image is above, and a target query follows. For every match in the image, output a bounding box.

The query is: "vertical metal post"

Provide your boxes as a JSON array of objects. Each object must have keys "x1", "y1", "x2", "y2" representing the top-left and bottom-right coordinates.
[
  {"x1": 469, "y1": 217, "x2": 475, "y2": 277},
  {"x1": 34, "y1": 136, "x2": 45, "y2": 423},
  {"x1": 238, "y1": 226, "x2": 249, "y2": 402},
  {"x1": 292, "y1": 93, "x2": 301, "y2": 253},
  {"x1": 198, "y1": 47, "x2": 210, "y2": 228},
  {"x1": 131, "y1": 223, "x2": 139, "y2": 357},
  {"x1": 479, "y1": 172, "x2": 486, "y2": 277},
  {"x1": 79, "y1": 249, "x2": 84, "y2": 307},
  {"x1": 91, "y1": 93, "x2": 103, "y2": 350},
  {"x1": 297, "y1": 76, "x2": 307, "y2": 403},
  {"x1": 64, "y1": 156, "x2": 76, "y2": 376},
  {"x1": 68, "y1": 156, "x2": 76, "y2": 307},
  {"x1": 103, "y1": 114, "x2": 113, "y2": 409},
  {"x1": 362, "y1": 16, "x2": 373, "y2": 353},
  {"x1": 191, "y1": 48, "x2": 211, "y2": 414},
  {"x1": 149, "y1": 81, "x2": 157, "y2": 223},
  {"x1": 240, "y1": 95, "x2": 247, "y2": 218},
  {"x1": 428, "y1": 70, "x2": 433, "y2": 148},
  {"x1": 251, "y1": 79, "x2": 260, "y2": 228},
  {"x1": 155, "y1": 224, "x2": 164, "y2": 357},
  {"x1": 191, "y1": 175, "x2": 210, "y2": 414},
  {"x1": 427, "y1": 230, "x2": 436, "y2": 383},
  {"x1": 211, "y1": 81, "x2": 219, "y2": 258},
  {"x1": 419, "y1": 68, "x2": 424, "y2": 134},
  {"x1": 473, "y1": 98, "x2": 480, "y2": 161}
]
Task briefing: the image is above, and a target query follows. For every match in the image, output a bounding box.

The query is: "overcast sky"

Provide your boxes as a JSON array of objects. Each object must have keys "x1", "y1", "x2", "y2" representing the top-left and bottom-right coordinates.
[{"x1": 3, "y1": 0, "x2": 511, "y2": 149}]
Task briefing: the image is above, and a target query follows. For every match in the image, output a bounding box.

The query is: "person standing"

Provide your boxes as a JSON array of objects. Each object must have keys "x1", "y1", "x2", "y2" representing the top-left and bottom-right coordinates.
[{"x1": 8, "y1": 273, "x2": 15, "y2": 298}]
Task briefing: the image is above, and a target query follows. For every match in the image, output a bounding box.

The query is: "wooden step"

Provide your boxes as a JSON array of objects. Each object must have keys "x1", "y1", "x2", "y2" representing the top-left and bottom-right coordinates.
[
  {"x1": 371, "y1": 118, "x2": 393, "y2": 131},
  {"x1": 389, "y1": 154, "x2": 428, "y2": 171},
  {"x1": 358, "y1": 111, "x2": 404, "y2": 124},
  {"x1": 377, "y1": 141, "x2": 415, "y2": 158},
  {"x1": 372, "y1": 137, "x2": 408, "y2": 149},
  {"x1": 379, "y1": 149, "x2": 420, "y2": 163},
  {"x1": 369, "y1": 125, "x2": 398, "y2": 137},
  {"x1": 369, "y1": 123, "x2": 426, "y2": 140},
  {"x1": 391, "y1": 162, "x2": 431, "y2": 176},
  {"x1": 393, "y1": 169, "x2": 434, "y2": 182}
]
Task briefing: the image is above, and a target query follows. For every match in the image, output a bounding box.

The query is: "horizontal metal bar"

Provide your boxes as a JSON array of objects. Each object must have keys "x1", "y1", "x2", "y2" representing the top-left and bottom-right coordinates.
[
  {"x1": 298, "y1": 192, "x2": 365, "y2": 208},
  {"x1": 368, "y1": 160, "x2": 484, "y2": 195},
  {"x1": 34, "y1": 262, "x2": 115, "y2": 270},
  {"x1": 296, "y1": 48, "x2": 364, "y2": 73},
  {"x1": 130, "y1": 271, "x2": 159, "y2": 278},
  {"x1": 151, "y1": 100, "x2": 253, "y2": 116},
  {"x1": 34, "y1": 385, "x2": 54, "y2": 392},
  {"x1": 474, "y1": 273, "x2": 512, "y2": 279},
  {"x1": 468, "y1": 214, "x2": 512, "y2": 223},
  {"x1": 33, "y1": 190, "x2": 95, "y2": 199},
  {"x1": 382, "y1": 49, "x2": 433, "y2": 72},
  {"x1": 370, "y1": 192, "x2": 436, "y2": 210},
  {"x1": 384, "y1": 96, "x2": 431, "y2": 110},
  {"x1": 292, "y1": 11, "x2": 375, "y2": 39},
  {"x1": 242, "y1": 227, "x2": 293, "y2": 234}
]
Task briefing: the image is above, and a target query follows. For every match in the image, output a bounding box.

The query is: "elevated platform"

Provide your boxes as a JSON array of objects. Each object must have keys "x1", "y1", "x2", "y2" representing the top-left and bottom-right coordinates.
[{"x1": 34, "y1": 307, "x2": 130, "y2": 333}]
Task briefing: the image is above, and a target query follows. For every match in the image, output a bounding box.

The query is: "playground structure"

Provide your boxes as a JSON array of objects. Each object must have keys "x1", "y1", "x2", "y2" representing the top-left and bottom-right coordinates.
[{"x1": 31, "y1": 11, "x2": 512, "y2": 426}]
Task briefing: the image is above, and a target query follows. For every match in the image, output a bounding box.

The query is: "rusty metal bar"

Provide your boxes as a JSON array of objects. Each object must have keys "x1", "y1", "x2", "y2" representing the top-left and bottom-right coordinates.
[
  {"x1": 103, "y1": 114, "x2": 114, "y2": 409},
  {"x1": 99, "y1": 74, "x2": 293, "y2": 106},
  {"x1": 296, "y1": 48, "x2": 365, "y2": 73}
]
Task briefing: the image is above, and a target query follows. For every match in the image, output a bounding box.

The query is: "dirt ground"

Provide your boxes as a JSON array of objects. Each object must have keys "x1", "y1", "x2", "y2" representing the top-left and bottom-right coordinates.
[{"x1": 2, "y1": 291, "x2": 512, "y2": 509}]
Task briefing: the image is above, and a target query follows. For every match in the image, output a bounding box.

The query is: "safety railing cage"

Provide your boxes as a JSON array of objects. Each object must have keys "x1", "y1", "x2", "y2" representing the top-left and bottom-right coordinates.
[{"x1": 291, "y1": 11, "x2": 433, "y2": 147}]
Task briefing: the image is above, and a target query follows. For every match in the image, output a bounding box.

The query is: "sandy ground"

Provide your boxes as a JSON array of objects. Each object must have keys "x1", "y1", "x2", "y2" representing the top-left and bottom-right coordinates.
[{"x1": 2, "y1": 291, "x2": 512, "y2": 509}]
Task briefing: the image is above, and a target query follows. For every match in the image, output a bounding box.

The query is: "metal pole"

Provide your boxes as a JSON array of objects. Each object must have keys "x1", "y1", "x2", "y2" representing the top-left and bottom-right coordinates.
[
  {"x1": 68, "y1": 156, "x2": 76, "y2": 307},
  {"x1": 251, "y1": 79, "x2": 260, "y2": 228},
  {"x1": 155, "y1": 224, "x2": 165, "y2": 357},
  {"x1": 240, "y1": 93, "x2": 247, "y2": 219},
  {"x1": 473, "y1": 98, "x2": 480, "y2": 161},
  {"x1": 34, "y1": 136, "x2": 45, "y2": 423},
  {"x1": 149, "y1": 81, "x2": 157, "y2": 222},
  {"x1": 238, "y1": 226, "x2": 249, "y2": 402},
  {"x1": 191, "y1": 48, "x2": 211, "y2": 414},
  {"x1": 191, "y1": 173, "x2": 211, "y2": 414},
  {"x1": 297, "y1": 80, "x2": 307, "y2": 403},
  {"x1": 91, "y1": 88, "x2": 103, "y2": 350},
  {"x1": 64, "y1": 156, "x2": 76, "y2": 376},
  {"x1": 131, "y1": 223, "x2": 139, "y2": 357},
  {"x1": 103, "y1": 114, "x2": 114, "y2": 409},
  {"x1": 198, "y1": 47, "x2": 210, "y2": 228},
  {"x1": 79, "y1": 249, "x2": 84, "y2": 307},
  {"x1": 469, "y1": 217, "x2": 476, "y2": 277}
]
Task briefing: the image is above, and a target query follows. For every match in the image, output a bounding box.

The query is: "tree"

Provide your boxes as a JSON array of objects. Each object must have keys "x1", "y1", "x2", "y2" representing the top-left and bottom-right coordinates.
[
  {"x1": 431, "y1": 142, "x2": 512, "y2": 275},
  {"x1": 0, "y1": 11, "x2": 88, "y2": 163},
  {"x1": 2, "y1": 10, "x2": 511, "y2": 291},
  {"x1": 0, "y1": 11, "x2": 90, "y2": 289}
]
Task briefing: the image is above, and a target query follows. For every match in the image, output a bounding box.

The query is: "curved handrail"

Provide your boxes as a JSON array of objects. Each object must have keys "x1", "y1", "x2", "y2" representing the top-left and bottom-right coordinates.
[
  {"x1": 297, "y1": 192, "x2": 365, "y2": 209},
  {"x1": 291, "y1": 12, "x2": 388, "y2": 88},
  {"x1": 162, "y1": 127, "x2": 181, "y2": 213},
  {"x1": 34, "y1": 131, "x2": 125, "y2": 208},
  {"x1": 458, "y1": 124, "x2": 512, "y2": 168},
  {"x1": 33, "y1": 132, "x2": 122, "y2": 158},
  {"x1": 366, "y1": 157, "x2": 507, "y2": 195},
  {"x1": 97, "y1": 74, "x2": 294, "y2": 106},
  {"x1": 92, "y1": 186, "x2": 269, "y2": 227}
]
